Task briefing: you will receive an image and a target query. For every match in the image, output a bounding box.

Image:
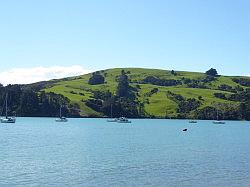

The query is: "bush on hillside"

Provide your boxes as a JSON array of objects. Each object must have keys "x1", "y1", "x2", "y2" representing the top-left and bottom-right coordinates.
[
  {"x1": 142, "y1": 76, "x2": 182, "y2": 87},
  {"x1": 218, "y1": 84, "x2": 237, "y2": 93},
  {"x1": 88, "y1": 72, "x2": 105, "y2": 85},
  {"x1": 214, "y1": 92, "x2": 227, "y2": 99},
  {"x1": 206, "y1": 68, "x2": 218, "y2": 77},
  {"x1": 232, "y1": 78, "x2": 250, "y2": 87}
]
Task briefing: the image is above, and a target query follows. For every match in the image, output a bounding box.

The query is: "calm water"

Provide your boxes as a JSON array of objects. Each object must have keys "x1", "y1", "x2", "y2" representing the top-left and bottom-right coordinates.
[{"x1": 0, "y1": 118, "x2": 250, "y2": 187}]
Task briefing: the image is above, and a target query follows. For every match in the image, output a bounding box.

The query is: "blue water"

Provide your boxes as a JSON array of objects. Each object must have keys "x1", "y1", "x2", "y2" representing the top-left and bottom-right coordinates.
[{"x1": 0, "y1": 118, "x2": 250, "y2": 187}]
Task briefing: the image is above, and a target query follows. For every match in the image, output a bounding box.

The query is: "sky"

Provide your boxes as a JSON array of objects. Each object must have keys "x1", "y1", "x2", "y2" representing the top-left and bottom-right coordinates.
[{"x1": 0, "y1": 0, "x2": 249, "y2": 85}]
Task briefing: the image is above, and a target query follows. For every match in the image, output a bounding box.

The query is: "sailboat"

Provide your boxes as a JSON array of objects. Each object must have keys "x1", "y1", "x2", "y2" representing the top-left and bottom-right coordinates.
[
  {"x1": 1, "y1": 93, "x2": 16, "y2": 123},
  {"x1": 107, "y1": 104, "x2": 117, "y2": 122},
  {"x1": 55, "y1": 106, "x2": 68, "y2": 122},
  {"x1": 116, "y1": 117, "x2": 131, "y2": 123},
  {"x1": 213, "y1": 109, "x2": 225, "y2": 124}
]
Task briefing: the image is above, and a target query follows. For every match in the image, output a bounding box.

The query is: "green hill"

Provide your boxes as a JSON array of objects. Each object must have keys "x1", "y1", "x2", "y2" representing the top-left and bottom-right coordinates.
[{"x1": 40, "y1": 68, "x2": 250, "y2": 119}]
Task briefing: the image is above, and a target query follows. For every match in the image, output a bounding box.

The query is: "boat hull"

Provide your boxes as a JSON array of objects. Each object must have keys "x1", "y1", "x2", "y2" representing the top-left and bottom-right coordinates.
[
  {"x1": 117, "y1": 121, "x2": 131, "y2": 123},
  {"x1": 107, "y1": 118, "x2": 118, "y2": 122},
  {"x1": 189, "y1": 121, "x2": 197, "y2": 124},
  {"x1": 55, "y1": 118, "x2": 68, "y2": 122}
]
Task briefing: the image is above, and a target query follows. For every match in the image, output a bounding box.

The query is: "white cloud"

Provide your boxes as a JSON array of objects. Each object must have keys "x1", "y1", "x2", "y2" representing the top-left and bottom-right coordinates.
[{"x1": 0, "y1": 65, "x2": 91, "y2": 85}]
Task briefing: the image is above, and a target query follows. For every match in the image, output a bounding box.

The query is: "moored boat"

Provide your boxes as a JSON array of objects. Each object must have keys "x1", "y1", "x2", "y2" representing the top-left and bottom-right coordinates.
[
  {"x1": 189, "y1": 120, "x2": 197, "y2": 124},
  {"x1": 213, "y1": 109, "x2": 225, "y2": 124},
  {"x1": 107, "y1": 104, "x2": 117, "y2": 122},
  {"x1": 55, "y1": 106, "x2": 68, "y2": 122},
  {"x1": 1, "y1": 93, "x2": 16, "y2": 124},
  {"x1": 213, "y1": 120, "x2": 225, "y2": 124},
  {"x1": 1, "y1": 117, "x2": 16, "y2": 123},
  {"x1": 107, "y1": 118, "x2": 118, "y2": 122},
  {"x1": 117, "y1": 117, "x2": 131, "y2": 123},
  {"x1": 55, "y1": 116, "x2": 68, "y2": 122}
]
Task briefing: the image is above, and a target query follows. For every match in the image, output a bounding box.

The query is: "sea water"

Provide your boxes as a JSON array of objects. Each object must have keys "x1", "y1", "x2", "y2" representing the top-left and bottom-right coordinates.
[{"x1": 0, "y1": 118, "x2": 249, "y2": 186}]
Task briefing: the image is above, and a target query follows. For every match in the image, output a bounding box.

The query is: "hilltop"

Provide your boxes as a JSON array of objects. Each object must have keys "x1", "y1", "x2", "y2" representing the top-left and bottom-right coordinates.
[{"x1": 36, "y1": 68, "x2": 250, "y2": 120}]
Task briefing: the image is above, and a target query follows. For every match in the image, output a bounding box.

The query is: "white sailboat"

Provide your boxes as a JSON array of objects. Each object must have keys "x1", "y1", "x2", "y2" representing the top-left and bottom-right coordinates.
[
  {"x1": 55, "y1": 106, "x2": 68, "y2": 122},
  {"x1": 1, "y1": 93, "x2": 16, "y2": 123},
  {"x1": 213, "y1": 109, "x2": 225, "y2": 124},
  {"x1": 107, "y1": 104, "x2": 117, "y2": 122}
]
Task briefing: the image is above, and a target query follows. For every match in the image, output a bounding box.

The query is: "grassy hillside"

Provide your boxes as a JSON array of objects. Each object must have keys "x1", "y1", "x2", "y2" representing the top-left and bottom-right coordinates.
[{"x1": 41, "y1": 68, "x2": 249, "y2": 118}]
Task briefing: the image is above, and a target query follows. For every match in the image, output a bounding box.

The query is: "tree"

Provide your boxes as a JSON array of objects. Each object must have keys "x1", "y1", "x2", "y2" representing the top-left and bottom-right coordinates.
[
  {"x1": 18, "y1": 89, "x2": 39, "y2": 116},
  {"x1": 171, "y1": 70, "x2": 177, "y2": 76},
  {"x1": 143, "y1": 76, "x2": 182, "y2": 86},
  {"x1": 240, "y1": 102, "x2": 250, "y2": 120},
  {"x1": 194, "y1": 106, "x2": 217, "y2": 119},
  {"x1": 206, "y1": 68, "x2": 218, "y2": 76},
  {"x1": 88, "y1": 72, "x2": 105, "y2": 85},
  {"x1": 116, "y1": 70, "x2": 130, "y2": 98}
]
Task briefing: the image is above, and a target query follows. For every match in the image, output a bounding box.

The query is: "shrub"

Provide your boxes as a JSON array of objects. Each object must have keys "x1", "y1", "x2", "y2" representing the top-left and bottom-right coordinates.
[{"x1": 88, "y1": 72, "x2": 105, "y2": 85}]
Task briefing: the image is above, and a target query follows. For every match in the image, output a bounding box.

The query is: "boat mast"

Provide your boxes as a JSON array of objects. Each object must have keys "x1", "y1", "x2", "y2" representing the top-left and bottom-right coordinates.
[{"x1": 5, "y1": 93, "x2": 8, "y2": 118}]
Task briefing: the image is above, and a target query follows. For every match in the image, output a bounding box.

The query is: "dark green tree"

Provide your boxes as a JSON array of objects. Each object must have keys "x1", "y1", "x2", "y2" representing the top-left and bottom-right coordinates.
[
  {"x1": 88, "y1": 72, "x2": 105, "y2": 85},
  {"x1": 240, "y1": 102, "x2": 250, "y2": 120},
  {"x1": 171, "y1": 70, "x2": 177, "y2": 76},
  {"x1": 116, "y1": 70, "x2": 130, "y2": 98},
  {"x1": 18, "y1": 89, "x2": 39, "y2": 116},
  {"x1": 206, "y1": 68, "x2": 218, "y2": 76}
]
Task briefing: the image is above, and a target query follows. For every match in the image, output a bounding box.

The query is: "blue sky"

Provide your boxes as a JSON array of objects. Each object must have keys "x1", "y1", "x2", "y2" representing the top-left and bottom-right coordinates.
[{"x1": 0, "y1": 0, "x2": 249, "y2": 84}]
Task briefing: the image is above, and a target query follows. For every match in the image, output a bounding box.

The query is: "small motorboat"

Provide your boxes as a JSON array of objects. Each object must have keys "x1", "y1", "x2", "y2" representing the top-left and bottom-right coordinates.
[
  {"x1": 1, "y1": 116, "x2": 16, "y2": 123},
  {"x1": 117, "y1": 117, "x2": 131, "y2": 123},
  {"x1": 183, "y1": 128, "x2": 188, "y2": 132}
]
